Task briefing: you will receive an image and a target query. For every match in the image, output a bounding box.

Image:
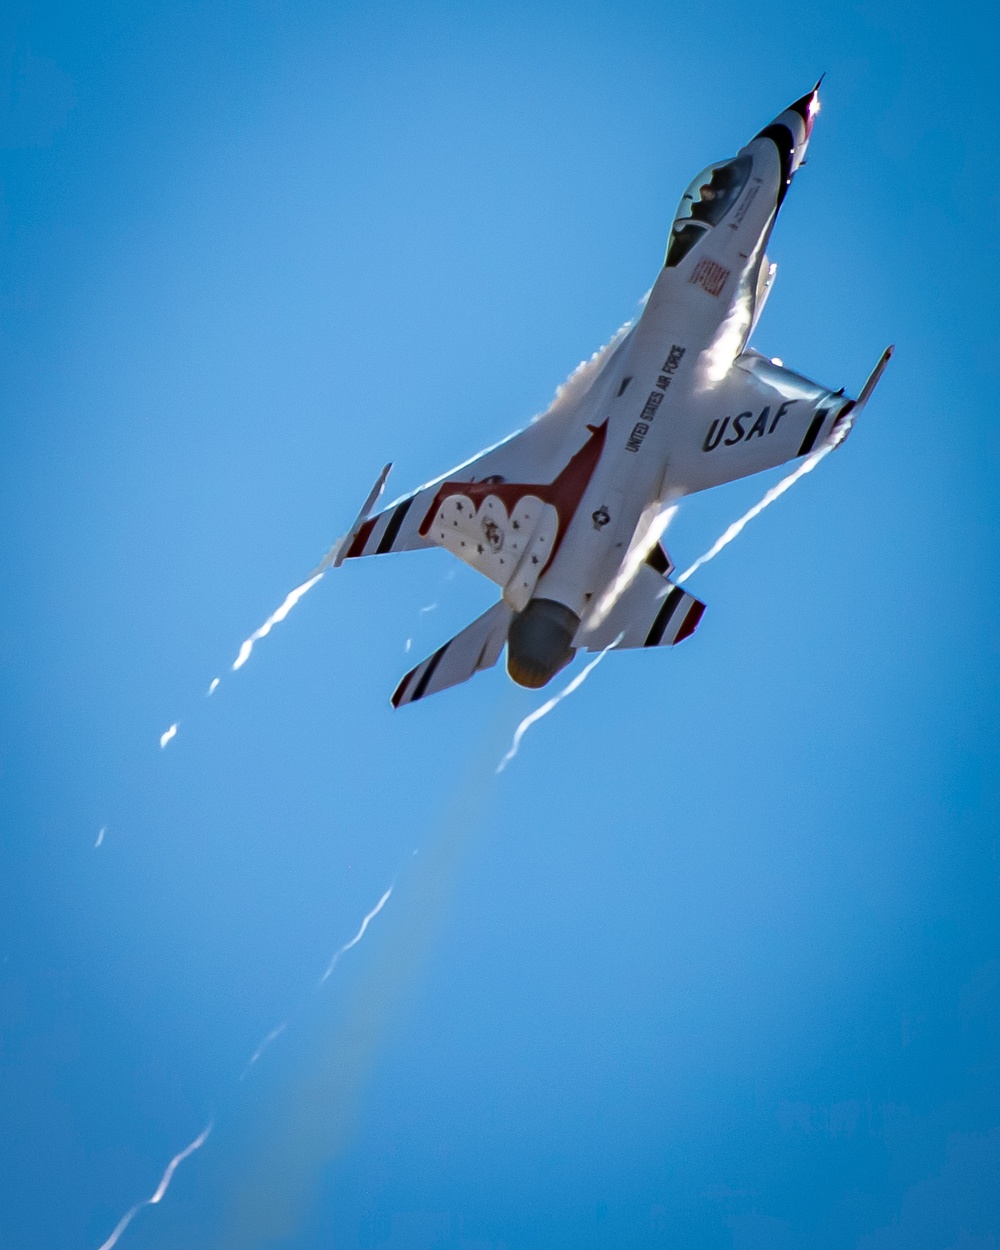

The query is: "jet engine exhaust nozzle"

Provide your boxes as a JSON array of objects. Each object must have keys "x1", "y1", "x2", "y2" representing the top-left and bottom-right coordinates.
[{"x1": 506, "y1": 598, "x2": 580, "y2": 689}]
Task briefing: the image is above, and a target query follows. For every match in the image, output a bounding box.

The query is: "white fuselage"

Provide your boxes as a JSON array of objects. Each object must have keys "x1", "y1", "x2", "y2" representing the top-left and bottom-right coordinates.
[{"x1": 534, "y1": 131, "x2": 790, "y2": 619}]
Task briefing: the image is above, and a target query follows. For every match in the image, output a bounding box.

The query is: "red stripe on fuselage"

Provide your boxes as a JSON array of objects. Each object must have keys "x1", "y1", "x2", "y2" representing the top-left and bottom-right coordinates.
[{"x1": 417, "y1": 421, "x2": 608, "y2": 575}]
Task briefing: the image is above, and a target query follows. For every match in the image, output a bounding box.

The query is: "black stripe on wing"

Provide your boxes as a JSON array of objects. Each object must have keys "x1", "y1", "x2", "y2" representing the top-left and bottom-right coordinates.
[
  {"x1": 391, "y1": 642, "x2": 449, "y2": 708},
  {"x1": 797, "y1": 406, "x2": 831, "y2": 457},
  {"x1": 377, "y1": 497, "x2": 414, "y2": 555},
  {"x1": 644, "y1": 586, "x2": 685, "y2": 647}
]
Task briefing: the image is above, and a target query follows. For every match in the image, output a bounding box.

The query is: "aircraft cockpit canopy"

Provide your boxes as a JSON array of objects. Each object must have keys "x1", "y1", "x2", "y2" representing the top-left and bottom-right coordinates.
[{"x1": 665, "y1": 155, "x2": 752, "y2": 267}]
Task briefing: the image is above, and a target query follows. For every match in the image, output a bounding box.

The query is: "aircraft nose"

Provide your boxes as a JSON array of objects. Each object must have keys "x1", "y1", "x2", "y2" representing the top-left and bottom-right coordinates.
[
  {"x1": 787, "y1": 78, "x2": 823, "y2": 138},
  {"x1": 749, "y1": 81, "x2": 823, "y2": 206}
]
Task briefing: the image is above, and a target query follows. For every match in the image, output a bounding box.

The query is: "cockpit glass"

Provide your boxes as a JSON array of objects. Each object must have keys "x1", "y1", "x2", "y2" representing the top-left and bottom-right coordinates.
[{"x1": 664, "y1": 155, "x2": 752, "y2": 267}]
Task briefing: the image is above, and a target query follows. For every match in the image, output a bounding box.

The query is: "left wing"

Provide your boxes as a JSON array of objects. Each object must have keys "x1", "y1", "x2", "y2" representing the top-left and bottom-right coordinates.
[
  {"x1": 343, "y1": 422, "x2": 608, "y2": 614},
  {"x1": 339, "y1": 322, "x2": 633, "y2": 570}
]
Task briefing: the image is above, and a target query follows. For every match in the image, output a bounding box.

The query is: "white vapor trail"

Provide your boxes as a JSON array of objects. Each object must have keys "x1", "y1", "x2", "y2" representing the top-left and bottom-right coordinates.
[
  {"x1": 95, "y1": 1119, "x2": 213, "y2": 1250},
  {"x1": 232, "y1": 573, "x2": 325, "y2": 671},
  {"x1": 207, "y1": 677, "x2": 220, "y2": 696},
  {"x1": 94, "y1": 826, "x2": 106, "y2": 849},
  {"x1": 240, "y1": 1021, "x2": 289, "y2": 1080},
  {"x1": 497, "y1": 638, "x2": 620, "y2": 774},
  {"x1": 159, "y1": 723, "x2": 178, "y2": 749},
  {"x1": 240, "y1": 883, "x2": 395, "y2": 1079},
  {"x1": 677, "y1": 442, "x2": 836, "y2": 584},
  {"x1": 318, "y1": 886, "x2": 393, "y2": 984},
  {"x1": 228, "y1": 534, "x2": 347, "y2": 676}
]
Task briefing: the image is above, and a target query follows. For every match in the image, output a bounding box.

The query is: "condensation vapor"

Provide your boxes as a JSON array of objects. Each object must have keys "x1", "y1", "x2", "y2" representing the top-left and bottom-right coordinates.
[
  {"x1": 677, "y1": 440, "x2": 838, "y2": 584},
  {"x1": 95, "y1": 1120, "x2": 213, "y2": 1250},
  {"x1": 318, "y1": 886, "x2": 393, "y2": 985},
  {"x1": 95, "y1": 826, "x2": 106, "y2": 849},
  {"x1": 159, "y1": 723, "x2": 178, "y2": 749},
  {"x1": 232, "y1": 574, "x2": 324, "y2": 672},
  {"x1": 240, "y1": 1022, "x2": 289, "y2": 1081},
  {"x1": 240, "y1": 885, "x2": 394, "y2": 1080},
  {"x1": 496, "y1": 637, "x2": 620, "y2": 774},
  {"x1": 230, "y1": 535, "x2": 346, "y2": 675},
  {"x1": 217, "y1": 715, "x2": 509, "y2": 1250}
]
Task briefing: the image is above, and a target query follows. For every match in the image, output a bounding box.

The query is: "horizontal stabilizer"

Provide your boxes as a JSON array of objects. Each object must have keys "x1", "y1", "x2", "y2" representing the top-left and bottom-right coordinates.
[
  {"x1": 391, "y1": 600, "x2": 514, "y2": 708},
  {"x1": 577, "y1": 562, "x2": 705, "y2": 652}
]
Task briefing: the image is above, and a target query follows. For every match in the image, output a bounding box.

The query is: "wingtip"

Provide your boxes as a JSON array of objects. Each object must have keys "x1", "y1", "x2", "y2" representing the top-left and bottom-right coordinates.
[{"x1": 855, "y1": 345, "x2": 895, "y2": 410}]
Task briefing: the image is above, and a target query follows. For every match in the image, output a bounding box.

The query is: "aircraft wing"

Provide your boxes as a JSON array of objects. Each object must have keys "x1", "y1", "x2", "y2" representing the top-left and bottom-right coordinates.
[
  {"x1": 338, "y1": 323, "x2": 633, "y2": 569},
  {"x1": 672, "y1": 351, "x2": 858, "y2": 496}
]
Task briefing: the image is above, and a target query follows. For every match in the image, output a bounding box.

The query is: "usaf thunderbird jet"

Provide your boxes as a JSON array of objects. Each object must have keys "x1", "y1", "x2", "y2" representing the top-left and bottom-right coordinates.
[{"x1": 335, "y1": 85, "x2": 892, "y2": 707}]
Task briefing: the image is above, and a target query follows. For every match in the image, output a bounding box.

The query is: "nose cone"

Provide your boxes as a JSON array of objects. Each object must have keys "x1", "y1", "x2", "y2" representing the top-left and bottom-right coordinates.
[
  {"x1": 752, "y1": 80, "x2": 822, "y2": 204},
  {"x1": 787, "y1": 78, "x2": 822, "y2": 138},
  {"x1": 760, "y1": 79, "x2": 822, "y2": 145}
]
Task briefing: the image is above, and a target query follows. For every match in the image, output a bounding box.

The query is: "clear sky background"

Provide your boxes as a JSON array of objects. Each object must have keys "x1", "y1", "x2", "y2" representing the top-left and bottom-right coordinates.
[{"x1": 2, "y1": 2, "x2": 999, "y2": 1248}]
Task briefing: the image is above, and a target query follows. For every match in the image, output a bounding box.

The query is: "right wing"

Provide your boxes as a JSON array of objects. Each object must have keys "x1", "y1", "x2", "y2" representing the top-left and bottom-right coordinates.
[{"x1": 671, "y1": 347, "x2": 891, "y2": 497}]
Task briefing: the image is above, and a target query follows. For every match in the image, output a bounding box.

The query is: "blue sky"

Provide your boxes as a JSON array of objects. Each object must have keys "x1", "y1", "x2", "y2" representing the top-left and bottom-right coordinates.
[{"x1": 2, "y1": 1, "x2": 999, "y2": 1247}]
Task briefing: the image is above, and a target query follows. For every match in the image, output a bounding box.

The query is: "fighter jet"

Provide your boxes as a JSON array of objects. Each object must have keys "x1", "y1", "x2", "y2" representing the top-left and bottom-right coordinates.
[{"x1": 336, "y1": 85, "x2": 892, "y2": 707}]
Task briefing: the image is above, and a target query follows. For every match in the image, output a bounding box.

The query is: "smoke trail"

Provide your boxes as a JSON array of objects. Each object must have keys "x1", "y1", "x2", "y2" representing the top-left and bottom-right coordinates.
[
  {"x1": 216, "y1": 716, "x2": 509, "y2": 1250},
  {"x1": 677, "y1": 442, "x2": 836, "y2": 584},
  {"x1": 497, "y1": 638, "x2": 620, "y2": 774},
  {"x1": 95, "y1": 1120, "x2": 213, "y2": 1250},
  {"x1": 207, "y1": 678, "x2": 220, "y2": 697},
  {"x1": 159, "y1": 723, "x2": 178, "y2": 749},
  {"x1": 95, "y1": 826, "x2": 106, "y2": 849},
  {"x1": 317, "y1": 886, "x2": 393, "y2": 985}
]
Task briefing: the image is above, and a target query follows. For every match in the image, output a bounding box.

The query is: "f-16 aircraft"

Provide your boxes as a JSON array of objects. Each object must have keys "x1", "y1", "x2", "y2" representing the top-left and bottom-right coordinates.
[{"x1": 336, "y1": 84, "x2": 892, "y2": 707}]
